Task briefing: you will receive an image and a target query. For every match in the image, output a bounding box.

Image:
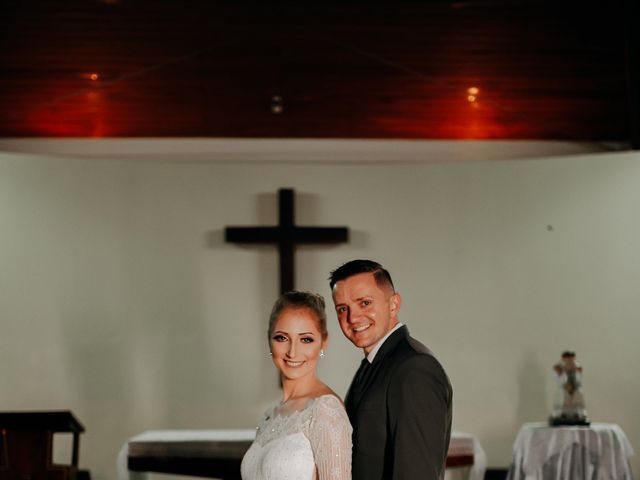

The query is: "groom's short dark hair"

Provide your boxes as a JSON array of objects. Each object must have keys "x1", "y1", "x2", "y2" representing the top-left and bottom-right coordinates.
[{"x1": 329, "y1": 259, "x2": 395, "y2": 291}]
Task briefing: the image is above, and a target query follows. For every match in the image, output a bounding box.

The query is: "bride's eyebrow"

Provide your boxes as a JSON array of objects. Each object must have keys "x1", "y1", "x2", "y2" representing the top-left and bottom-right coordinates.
[{"x1": 296, "y1": 332, "x2": 315, "y2": 336}]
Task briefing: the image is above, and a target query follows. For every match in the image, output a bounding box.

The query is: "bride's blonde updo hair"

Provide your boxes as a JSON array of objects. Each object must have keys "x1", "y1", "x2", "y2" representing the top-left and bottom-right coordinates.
[{"x1": 268, "y1": 291, "x2": 328, "y2": 340}]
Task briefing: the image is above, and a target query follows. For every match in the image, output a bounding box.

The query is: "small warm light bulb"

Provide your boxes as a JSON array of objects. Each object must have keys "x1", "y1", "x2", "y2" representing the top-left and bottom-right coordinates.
[
  {"x1": 271, "y1": 95, "x2": 284, "y2": 114},
  {"x1": 466, "y1": 86, "x2": 480, "y2": 104},
  {"x1": 90, "y1": 73, "x2": 99, "y2": 81}
]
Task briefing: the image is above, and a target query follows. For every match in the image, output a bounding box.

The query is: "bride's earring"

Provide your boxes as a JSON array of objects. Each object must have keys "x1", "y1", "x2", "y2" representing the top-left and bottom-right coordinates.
[{"x1": 320, "y1": 350, "x2": 325, "y2": 358}]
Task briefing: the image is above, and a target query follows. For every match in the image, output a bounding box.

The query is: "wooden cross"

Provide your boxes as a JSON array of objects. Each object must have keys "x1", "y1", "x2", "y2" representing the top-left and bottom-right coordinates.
[{"x1": 225, "y1": 188, "x2": 349, "y2": 294}]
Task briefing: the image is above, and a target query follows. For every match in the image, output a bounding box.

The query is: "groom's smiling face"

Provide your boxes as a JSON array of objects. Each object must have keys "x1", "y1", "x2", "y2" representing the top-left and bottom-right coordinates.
[{"x1": 332, "y1": 272, "x2": 400, "y2": 354}]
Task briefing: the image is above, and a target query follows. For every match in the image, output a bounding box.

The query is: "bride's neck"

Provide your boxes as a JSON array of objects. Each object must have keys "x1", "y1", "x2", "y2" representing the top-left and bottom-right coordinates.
[{"x1": 281, "y1": 374, "x2": 320, "y2": 403}]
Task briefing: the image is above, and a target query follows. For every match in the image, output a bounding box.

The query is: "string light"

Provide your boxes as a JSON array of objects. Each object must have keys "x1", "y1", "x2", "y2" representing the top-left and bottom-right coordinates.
[
  {"x1": 271, "y1": 95, "x2": 284, "y2": 114},
  {"x1": 467, "y1": 86, "x2": 479, "y2": 103}
]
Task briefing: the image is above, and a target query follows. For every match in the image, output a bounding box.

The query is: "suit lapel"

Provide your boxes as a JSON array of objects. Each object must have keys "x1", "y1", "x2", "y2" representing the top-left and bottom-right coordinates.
[
  {"x1": 346, "y1": 326, "x2": 408, "y2": 411},
  {"x1": 371, "y1": 325, "x2": 407, "y2": 364}
]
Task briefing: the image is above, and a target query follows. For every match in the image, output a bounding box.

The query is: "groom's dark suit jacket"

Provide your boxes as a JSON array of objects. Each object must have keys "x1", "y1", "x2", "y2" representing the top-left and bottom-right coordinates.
[{"x1": 345, "y1": 325, "x2": 452, "y2": 480}]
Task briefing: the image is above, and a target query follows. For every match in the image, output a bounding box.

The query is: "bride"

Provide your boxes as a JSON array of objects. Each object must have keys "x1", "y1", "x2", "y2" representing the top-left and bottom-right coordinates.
[{"x1": 241, "y1": 291, "x2": 352, "y2": 480}]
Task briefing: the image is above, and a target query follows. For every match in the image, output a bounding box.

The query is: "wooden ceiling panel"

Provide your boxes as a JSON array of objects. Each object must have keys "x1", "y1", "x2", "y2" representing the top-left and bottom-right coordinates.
[{"x1": 0, "y1": 1, "x2": 631, "y2": 140}]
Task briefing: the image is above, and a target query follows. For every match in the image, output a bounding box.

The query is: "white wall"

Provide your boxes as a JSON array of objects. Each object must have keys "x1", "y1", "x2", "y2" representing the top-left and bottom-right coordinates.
[{"x1": 1, "y1": 143, "x2": 639, "y2": 479}]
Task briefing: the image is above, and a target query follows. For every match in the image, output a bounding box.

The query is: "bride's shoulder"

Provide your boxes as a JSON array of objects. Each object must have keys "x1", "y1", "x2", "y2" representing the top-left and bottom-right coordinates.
[
  {"x1": 314, "y1": 392, "x2": 344, "y2": 407},
  {"x1": 309, "y1": 394, "x2": 351, "y2": 435},
  {"x1": 311, "y1": 393, "x2": 348, "y2": 417}
]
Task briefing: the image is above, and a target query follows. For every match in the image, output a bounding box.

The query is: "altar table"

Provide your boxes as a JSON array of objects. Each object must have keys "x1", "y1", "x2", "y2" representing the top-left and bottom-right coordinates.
[
  {"x1": 118, "y1": 429, "x2": 486, "y2": 480},
  {"x1": 506, "y1": 422, "x2": 635, "y2": 480}
]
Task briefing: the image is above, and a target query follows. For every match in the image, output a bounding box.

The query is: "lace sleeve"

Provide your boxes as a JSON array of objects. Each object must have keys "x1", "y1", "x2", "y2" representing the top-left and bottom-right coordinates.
[{"x1": 308, "y1": 395, "x2": 353, "y2": 480}]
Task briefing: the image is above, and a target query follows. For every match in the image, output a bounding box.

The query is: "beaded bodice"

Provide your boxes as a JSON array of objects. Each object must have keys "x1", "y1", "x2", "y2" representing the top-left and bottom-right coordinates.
[{"x1": 240, "y1": 394, "x2": 352, "y2": 480}]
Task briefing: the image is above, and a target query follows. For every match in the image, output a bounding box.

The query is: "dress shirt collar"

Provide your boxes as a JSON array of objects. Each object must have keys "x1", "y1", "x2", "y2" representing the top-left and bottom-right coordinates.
[{"x1": 365, "y1": 322, "x2": 404, "y2": 363}]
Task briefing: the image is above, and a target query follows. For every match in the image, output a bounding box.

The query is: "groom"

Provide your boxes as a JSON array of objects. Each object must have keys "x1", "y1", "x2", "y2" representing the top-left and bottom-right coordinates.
[{"x1": 330, "y1": 259, "x2": 452, "y2": 480}]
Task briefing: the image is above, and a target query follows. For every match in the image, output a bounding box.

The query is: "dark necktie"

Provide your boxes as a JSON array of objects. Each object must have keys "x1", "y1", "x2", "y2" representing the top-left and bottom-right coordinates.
[
  {"x1": 346, "y1": 357, "x2": 371, "y2": 411},
  {"x1": 353, "y1": 357, "x2": 371, "y2": 389}
]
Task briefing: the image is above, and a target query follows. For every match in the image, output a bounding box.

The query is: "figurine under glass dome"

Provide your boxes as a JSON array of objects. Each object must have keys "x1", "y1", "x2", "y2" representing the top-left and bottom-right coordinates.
[{"x1": 549, "y1": 351, "x2": 590, "y2": 426}]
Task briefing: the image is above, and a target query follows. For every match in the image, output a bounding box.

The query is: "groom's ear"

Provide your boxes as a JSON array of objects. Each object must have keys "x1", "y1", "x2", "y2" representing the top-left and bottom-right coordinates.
[{"x1": 389, "y1": 292, "x2": 401, "y2": 318}]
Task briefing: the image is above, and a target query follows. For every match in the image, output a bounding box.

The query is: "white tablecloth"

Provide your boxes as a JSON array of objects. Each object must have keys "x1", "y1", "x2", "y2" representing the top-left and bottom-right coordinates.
[
  {"x1": 446, "y1": 431, "x2": 487, "y2": 480},
  {"x1": 506, "y1": 422, "x2": 635, "y2": 480},
  {"x1": 117, "y1": 429, "x2": 256, "y2": 480},
  {"x1": 118, "y1": 429, "x2": 486, "y2": 480}
]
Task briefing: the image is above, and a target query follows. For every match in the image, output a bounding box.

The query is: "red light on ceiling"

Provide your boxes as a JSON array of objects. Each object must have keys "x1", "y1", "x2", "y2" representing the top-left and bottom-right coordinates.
[
  {"x1": 81, "y1": 72, "x2": 100, "y2": 81},
  {"x1": 466, "y1": 87, "x2": 480, "y2": 103}
]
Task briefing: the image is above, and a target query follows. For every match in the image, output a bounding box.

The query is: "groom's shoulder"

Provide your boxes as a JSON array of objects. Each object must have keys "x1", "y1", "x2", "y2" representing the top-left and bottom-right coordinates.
[
  {"x1": 391, "y1": 330, "x2": 433, "y2": 358},
  {"x1": 390, "y1": 333, "x2": 448, "y2": 377}
]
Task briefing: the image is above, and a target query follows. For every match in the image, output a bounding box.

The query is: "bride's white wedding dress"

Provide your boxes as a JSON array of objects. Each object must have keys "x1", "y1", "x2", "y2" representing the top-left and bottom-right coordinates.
[{"x1": 240, "y1": 394, "x2": 352, "y2": 480}]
